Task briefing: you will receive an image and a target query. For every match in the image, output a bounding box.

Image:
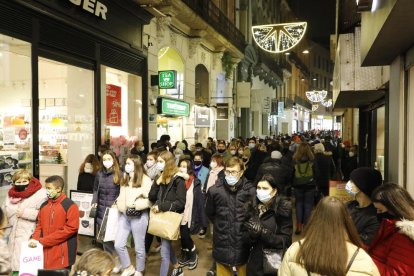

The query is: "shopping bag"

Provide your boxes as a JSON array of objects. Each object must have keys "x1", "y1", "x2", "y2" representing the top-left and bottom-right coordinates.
[
  {"x1": 97, "y1": 207, "x2": 120, "y2": 242},
  {"x1": 147, "y1": 210, "x2": 183, "y2": 240},
  {"x1": 19, "y1": 241, "x2": 43, "y2": 276}
]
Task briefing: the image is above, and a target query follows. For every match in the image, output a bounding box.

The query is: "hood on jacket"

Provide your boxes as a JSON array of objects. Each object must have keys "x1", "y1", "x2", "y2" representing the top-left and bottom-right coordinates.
[{"x1": 396, "y1": 219, "x2": 414, "y2": 241}]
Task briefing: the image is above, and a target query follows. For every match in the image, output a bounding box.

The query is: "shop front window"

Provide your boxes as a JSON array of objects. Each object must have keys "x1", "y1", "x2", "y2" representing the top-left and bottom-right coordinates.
[
  {"x1": 0, "y1": 35, "x2": 32, "y2": 202},
  {"x1": 38, "y1": 58, "x2": 94, "y2": 193},
  {"x1": 101, "y1": 66, "x2": 142, "y2": 165}
]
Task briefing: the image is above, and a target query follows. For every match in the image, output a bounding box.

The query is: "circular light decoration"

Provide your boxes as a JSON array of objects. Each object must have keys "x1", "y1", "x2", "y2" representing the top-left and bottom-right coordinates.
[
  {"x1": 312, "y1": 104, "x2": 319, "y2": 112},
  {"x1": 321, "y1": 99, "x2": 333, "y2": 107},
  {"x1": 252, "y1": 22, "x2": 307, "y2": 53},
  {"x1": 305, "y1": 90, "x2": 328, "y2": 103}
]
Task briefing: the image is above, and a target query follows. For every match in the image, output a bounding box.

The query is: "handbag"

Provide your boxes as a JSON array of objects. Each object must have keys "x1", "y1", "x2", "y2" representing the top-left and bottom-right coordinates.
[
  {"x1": 126, "y1": 207, "x2": 142, "y2": 217},
  {"x1": 89, "y1": 173, "x2": 102, "y2": 218},
  {"x1": 262, "y1": 238, "x2": 285, "y2": 274},
  {"x1": 148, "y1": 210, "x2": 183, "y2": 240},
  {"x1": 97, "y1": 207, "x2": 120, "y2": 242},
  {"x1": 19, "y1": 241, "x2": 44, "y2": 275}
]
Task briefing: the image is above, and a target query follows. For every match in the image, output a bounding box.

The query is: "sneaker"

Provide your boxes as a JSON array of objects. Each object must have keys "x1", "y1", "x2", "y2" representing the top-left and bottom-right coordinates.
[
  {"x1": 121, "y1": 265, "x2": 136, "y2": 276},
  {"x1": 198, "y1": 228, "x2": 207, "y2": 239},
  {"x1": 178, "y1": 249, "x2": 190, "y2": 266},
  {"x1": 112, "y1": 264, "x2": 122, "y2": 273},
  {"x1": 171, "y1": 267, "x2": 184, "y2": 276},
  {"x1": 187, "y1": 247, "x2": 198, "y2": 270},
  {"x1": 206, "y1": 270, "x2": 215, "y2": 276},
  {"x1": 134, "y1": 272, "x2": 143, "y2": 276},
  {"x1": 150, "y1": 245, "x2": 161, "y2": 253}
]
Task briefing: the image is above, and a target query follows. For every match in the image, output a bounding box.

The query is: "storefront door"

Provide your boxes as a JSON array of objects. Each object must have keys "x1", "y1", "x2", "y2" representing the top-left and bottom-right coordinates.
[{"x1": 38, "y1": 58, "x2": 94, "y2": 193}]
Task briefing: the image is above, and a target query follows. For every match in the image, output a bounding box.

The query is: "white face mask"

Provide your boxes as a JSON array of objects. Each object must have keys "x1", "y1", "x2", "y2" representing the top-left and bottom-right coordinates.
[
  {"x1": 210, "y1": 161, "x2": 217, "y2": 169},
  {"x1": 230, "y1": 150, "x2": 237, "y2": 155},
  {"x1": 156, "y1": 162, "x2": 165, "y2": 171},
  {"x1": 146, "y1": 160, "x2": 155, "y2": 167},
  {"x1": 125, "y1": 163, "x2": 134, "y2": 174},
  {"x1": 84, "y1": 163, "x2": 93, "y2": 173},
  {"x1": 349, "y1": 152, "x2": 355, "y2": 157},
  {"x1": 249, "y1": 143, "x2": 256, "y2": 149},
  {"x1": 238, "y1": 150, "x2": 244, "y2": 155},
  {"x1": 103, "y1": 160, "x2": 113, "y2": 169},
  {"x1": 257, "y1": 189, "x2": 273, "y2": 203},
  {"x1": 179, "y1": 167, "x2": 188, "y2": 174}
]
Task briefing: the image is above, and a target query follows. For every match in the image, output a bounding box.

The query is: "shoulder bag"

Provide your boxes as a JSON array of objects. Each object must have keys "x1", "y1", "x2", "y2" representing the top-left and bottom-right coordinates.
[{"x1": 89, "y1": 173, "x2": 101, "y2": 218}]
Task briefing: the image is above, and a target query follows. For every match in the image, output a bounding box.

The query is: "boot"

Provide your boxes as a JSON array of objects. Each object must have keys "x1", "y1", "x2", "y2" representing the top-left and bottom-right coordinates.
[
  {"x1": 295, "y1": 223, "x2": 302, "y2": 235},
  {"x1": 187, "y1": 246, "x2": 199, "y2": 270},
  {"x1": 178, "y1": 248, "x2": 190, "y2": 266}
]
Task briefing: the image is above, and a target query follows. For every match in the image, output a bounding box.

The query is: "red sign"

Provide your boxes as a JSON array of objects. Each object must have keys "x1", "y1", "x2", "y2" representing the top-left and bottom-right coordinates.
[{"x1": 106, "y1": 84, "x2": 122, "y2": 126}]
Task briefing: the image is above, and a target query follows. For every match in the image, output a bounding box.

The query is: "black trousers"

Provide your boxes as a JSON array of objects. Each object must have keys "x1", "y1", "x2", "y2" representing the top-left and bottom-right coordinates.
[{"x1": 180, "y1": 223, "x2": 194, "y2": 250}]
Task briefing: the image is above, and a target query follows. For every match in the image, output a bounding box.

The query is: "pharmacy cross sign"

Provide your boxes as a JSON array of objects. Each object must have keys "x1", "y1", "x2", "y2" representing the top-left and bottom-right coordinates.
[{"x1": 158, "y1": 70, "x2": 177, "y2": 89}]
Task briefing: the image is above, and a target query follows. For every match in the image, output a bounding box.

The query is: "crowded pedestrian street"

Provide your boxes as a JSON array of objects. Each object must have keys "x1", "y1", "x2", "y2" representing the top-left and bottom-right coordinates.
[{"x1": 1, "y1": 0, "x2": 414, "y2": 275}]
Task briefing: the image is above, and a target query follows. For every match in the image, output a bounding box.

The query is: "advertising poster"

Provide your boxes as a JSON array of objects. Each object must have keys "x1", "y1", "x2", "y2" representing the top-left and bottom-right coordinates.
[
  {"x1": 329, "y1": 180, "x2": 354, "y2": 202},
  {"x1": 106, "y1": 84, "x2": 122, "y2": 126},
  {"x1": 194, "y1": 106, "x2": 210, "y2": 127},
  {"x1": 70, "y1": 190, "x2": 95, "y2": 236}
]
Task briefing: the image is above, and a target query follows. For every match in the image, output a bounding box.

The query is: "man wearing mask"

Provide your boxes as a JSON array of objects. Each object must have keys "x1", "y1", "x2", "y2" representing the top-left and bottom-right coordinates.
[
  {"x1": 345, "y1": 167, "x2": 382, "y2": 246},
  {"x1": 193, "y1": 153, "x2": 209, "y2": 189},
  {"x1": 248, "y1": 138, "x2": 257, "y2": 153},
  {"x1": 206, "y1": 157, "x2": 255, "y2": 276},
  {"x1": 216, "y1": 141, "x2": 231, "y2": 162},
  {"x1": 195, "y1": 143, "x2": 212, "y2": 168}
]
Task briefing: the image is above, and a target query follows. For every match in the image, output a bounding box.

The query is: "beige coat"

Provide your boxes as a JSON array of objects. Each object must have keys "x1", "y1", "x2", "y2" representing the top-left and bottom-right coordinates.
[
  {"x1": 278, "y1": 240, "x2": 380, "y2": 276},
  {"x1": 116, "y1": 174, "x2": 152, "y2": 213},
  {"x1": 2, "y1": 188, "x2": 48, "y2": 271}
]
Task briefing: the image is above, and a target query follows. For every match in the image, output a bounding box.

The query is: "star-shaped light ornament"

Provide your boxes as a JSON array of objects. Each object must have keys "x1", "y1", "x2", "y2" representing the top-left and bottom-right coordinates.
[
  {"x1": 252, "y1": 22, "x2": 307, "y2": 53},
  {"x1": 312, "y1": 104, "x2": 319, "y2": 112},
  {"x1": 321, "y1": 99, "x2": 333, "y2": 107},
  {"x1": 305, "y1": 90, "x2": 328, "y2": 103}
]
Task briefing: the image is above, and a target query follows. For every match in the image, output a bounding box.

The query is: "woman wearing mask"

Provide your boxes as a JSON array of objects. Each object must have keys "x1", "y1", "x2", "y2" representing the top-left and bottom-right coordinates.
[
  {"x1": 291, "y1": 143, "x2": 315, "y2": 235},
  {"x1": 130, "y1": 141, "x2": 146, "y2": 162},
  {"x1": 228, "y1": 144, "x2": 238, "y2": 157},
  {"x1": 91, "y1": 150, "x2": 122, "y2": 272},
  {"x1": 77, "y1": 154, "x2": 100, "y2": 192},
  {"x1": 177, "y1": 159, "x2": 203, "y2": 270},
  {"x1": 245, "y1": 174, "x2": 292, "y2": 276},
  {"x1": 368, "y1": 183, "x2": 414, "y2": 275},
  {"x1": 279, "y1": 196, "x2": 380, "y2": 276},
  {"x1": 2, "y1": 169, "x2": 47, "y2": 273},
  {"x1": 148, "y1": 151, "x2": 186, "y2": 276},
  {"x1": 114, "y1": 155, "x2": 152, "y2": 276}
]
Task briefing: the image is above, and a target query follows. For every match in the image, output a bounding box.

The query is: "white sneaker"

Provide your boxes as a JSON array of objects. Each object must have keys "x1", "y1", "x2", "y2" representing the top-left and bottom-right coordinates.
[
  {"x1": 121, "y1": 266, "x2": 136, "y2": 276},
  {"x1": 112, "y1": 264, "x2": 122, "y2": 273},
  {"x1": 134, "y1": 272, "x2": 144, "y2": 276}
]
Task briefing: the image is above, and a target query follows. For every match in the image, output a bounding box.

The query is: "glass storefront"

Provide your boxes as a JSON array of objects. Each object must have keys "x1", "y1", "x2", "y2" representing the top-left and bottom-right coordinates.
[
  {"x1": 0, "y1": 35, "x2": 32, "y2": 202},
  {"x1": 38, "y1": 58, "x2": 94, "y2": 193}
]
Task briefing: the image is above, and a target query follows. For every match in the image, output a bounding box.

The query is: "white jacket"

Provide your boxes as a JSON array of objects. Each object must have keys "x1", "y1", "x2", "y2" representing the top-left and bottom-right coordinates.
[
  {"x1": 2, "y1": 188, "x2": 48, "y2": 271},
  {"x1": 278, "y1": 240, "x2": 380, "y2": 276},
  {"x1": 116, "y1": 174, "x2": 153, "y2": 213}
]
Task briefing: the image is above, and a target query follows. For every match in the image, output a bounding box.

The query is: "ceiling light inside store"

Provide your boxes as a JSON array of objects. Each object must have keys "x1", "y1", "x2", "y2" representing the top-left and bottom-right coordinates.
[
  {"x1": 302, "y1": 49, "x2": 309, "y2": 54},
  {"x1": 285, "y1": 52, "x2": 290, "y2": 55}
]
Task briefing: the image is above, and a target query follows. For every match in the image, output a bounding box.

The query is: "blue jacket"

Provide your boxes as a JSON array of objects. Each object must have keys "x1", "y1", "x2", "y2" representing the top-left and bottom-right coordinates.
[
  {"x1": 92, "y1": 170, "x2": 121, "y2": 226},
  {"x1": 195, "y1": 166, "x2": 209, "y2": 190}
]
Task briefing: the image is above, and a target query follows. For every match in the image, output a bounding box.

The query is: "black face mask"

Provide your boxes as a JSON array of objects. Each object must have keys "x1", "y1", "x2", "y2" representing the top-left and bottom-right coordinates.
[
  {"x1": 194, "y1": 161, "x2": 202, "y2": 167},
  {"x1": 14, "y1": 184, "x2": 28, "y2": 192},
  {"x1": 377, "y1": 212, "x2": 397, "y2": 221},
  {"x1": 217, "y1": 149, "x2": 226, "y2": 153}
]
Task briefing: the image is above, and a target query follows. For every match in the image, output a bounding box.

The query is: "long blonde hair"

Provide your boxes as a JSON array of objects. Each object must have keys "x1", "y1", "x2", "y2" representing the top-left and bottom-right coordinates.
[
  {"x1": 159, "y1": 151, "x2": 179, "y2": 184},
  {"x1": 73, "y1": 248, "x2": 114, "y2": 275},
  {"x1": 296, "y1": 197, "x2": 363, "y2": 276}
]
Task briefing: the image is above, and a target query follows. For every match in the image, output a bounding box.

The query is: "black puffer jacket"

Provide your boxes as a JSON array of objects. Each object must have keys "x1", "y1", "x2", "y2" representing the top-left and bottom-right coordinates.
[
  {"x1": 246, "y1": 195, "x2": 293, "y2": 276},
  {"x1": 313, "y1": 153, "x2": 336, "y2": 195},
  {"x1": 255, "y1": 158, "x2": 293, "y2": 194},
  {"x1": 347, "y1": 200, "x2": 380, "y2": 246},
  {"x1": 148, "y1": 174, "x2": 186, "y2": 213},
  {"x1": 205, "y1": 176, "x2": 256, "y2": 266}
]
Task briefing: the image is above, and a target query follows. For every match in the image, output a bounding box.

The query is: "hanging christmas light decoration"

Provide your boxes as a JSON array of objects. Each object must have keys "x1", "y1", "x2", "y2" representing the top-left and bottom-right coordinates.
[
  {"x1": 312, "y1": 104, "x2": 319, "y2": 112},
  {"x1": 252, "y1": 22, "x2": 307, "y2": 53},
  {"x1": 321, "y1": 99, "x2": 333, "y2": 107},
  {"x1": 305, "y1": 90, "x2": 327, "y2": 103}
]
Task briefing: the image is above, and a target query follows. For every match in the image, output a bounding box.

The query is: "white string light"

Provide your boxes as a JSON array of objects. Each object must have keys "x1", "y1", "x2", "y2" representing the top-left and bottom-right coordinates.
[
  {"x1": 321, "y1": 99, "x2": 333, "y2": 107},
  {"x1": 305, "y1": 90, "x2": 327, "y2": 103},
  {"x1": 252, "y1": 22, "x2": 307, "y2": 53},
  {"x1": 312, "y1": 104, "x2": 319, "y2": 112}
]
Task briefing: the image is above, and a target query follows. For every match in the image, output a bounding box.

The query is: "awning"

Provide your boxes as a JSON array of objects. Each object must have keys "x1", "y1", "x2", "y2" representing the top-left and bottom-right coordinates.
[{"x1": 333, "y1": 90, "x2": 385, "y2": 109}]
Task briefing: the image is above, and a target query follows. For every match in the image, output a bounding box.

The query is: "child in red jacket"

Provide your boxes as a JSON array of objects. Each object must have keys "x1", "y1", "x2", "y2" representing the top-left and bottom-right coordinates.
[{"x1": 29, "y1": 175, "x2": 79, "y2": 270}]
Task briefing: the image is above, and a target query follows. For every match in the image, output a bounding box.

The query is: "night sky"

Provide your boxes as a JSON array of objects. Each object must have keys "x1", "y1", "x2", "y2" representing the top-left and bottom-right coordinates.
[{"x1": 287, "y1": 0, "x2": 336, "y2": 49}]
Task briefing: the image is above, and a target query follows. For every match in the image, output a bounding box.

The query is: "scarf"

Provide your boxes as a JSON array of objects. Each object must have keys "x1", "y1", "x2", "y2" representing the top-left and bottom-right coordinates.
[
  {"x1": 186, "y1": 175, "x2": 194, "y2": 190},
  {"x1": 8, "y1": 178, "x2": 42, "y2": 200}
]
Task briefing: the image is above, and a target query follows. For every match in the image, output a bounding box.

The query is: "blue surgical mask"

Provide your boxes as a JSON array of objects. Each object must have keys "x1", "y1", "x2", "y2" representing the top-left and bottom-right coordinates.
[
  {"x1": 257, "y1": 189, "x2": 273, "y2": 203},
  {"x1": 225, "y1": 175, "x2": 239, "y2": 186},
  {"x1": 156, "y1": 162, "x2": 165, "y2": 172},
  {"x1": 345, "y1": 181, "x2": 357, "y2": 197}
]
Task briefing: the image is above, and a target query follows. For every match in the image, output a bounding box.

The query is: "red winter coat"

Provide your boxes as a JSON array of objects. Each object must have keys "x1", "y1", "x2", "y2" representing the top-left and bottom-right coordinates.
[
  {"x1": 368, "y1": 218, "x2": 414, "y2": 276},
  {"x1": 32, "y1": 194, "x2": 79, "y2": 269}
]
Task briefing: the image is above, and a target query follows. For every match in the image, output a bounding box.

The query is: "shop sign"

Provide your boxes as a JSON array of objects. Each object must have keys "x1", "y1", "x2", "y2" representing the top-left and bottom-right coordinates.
[
  {"x1": 157, "y1": 97, "x2": 190, "y2": 117},
  {"x1": 106, "y1": 84, "x2": 122, "y2": 126},
  {"x1": 158, "y1": 70, "x2": 177, "y2": 89},
  {"x1": 194, "y1": 106, "x2": 210, "y2": 127},
  {"x1": 262, "y1": 96, "x2": 271, "y2": 113},
  {"x1": 68, "y1": 0, "x2": 108, "y2": 20},
  {"x1": 277, "y1": 101, "x2": 285, "y2": 117},
  {"x1": 271, "y1": 99, "x2": 278, "y2": 115},
  {"x1": 217, "y1": 103, "x2": 229, "y2": 120}
]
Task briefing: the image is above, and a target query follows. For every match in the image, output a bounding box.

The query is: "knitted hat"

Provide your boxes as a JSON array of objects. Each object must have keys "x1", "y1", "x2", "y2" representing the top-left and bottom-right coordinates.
[
  {"x1": 176, "y1": 142, "x2": 186, "y2": 151},
  {"x1": 271, "y1": 150, "x2": 282, "y2": 159},
  {"x1": 350, "y1": 167, "x2": 382, "y2": 197}
]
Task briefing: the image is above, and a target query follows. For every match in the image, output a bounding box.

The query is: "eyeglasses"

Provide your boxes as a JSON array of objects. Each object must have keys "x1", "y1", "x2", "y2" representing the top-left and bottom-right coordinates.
[{"x1": 224, "y1": 170, "x2": 241, "y2": 176}]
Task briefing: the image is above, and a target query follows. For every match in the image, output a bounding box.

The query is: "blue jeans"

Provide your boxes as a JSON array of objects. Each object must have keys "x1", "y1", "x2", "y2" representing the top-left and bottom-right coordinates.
[
  {"x1": 295, "y1": 187, "x2": 315, "y2": 225},
  {"x1": 160, "y1": 238, "x2": 177, "y2": 276},
  {"x1": 114, "y1": 211, "x2": 149, "y2": 272}
]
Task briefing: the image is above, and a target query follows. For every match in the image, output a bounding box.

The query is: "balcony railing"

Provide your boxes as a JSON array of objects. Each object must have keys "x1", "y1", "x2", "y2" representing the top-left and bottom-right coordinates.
[{"x1": 182, "y1": 0, "x2": 246, "y2": 52}]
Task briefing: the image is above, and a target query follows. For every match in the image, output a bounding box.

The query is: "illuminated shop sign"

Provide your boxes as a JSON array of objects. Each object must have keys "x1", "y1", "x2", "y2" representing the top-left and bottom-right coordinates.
[{"x1": 157, "y1": 97, "x2": 190, "y2": 117}]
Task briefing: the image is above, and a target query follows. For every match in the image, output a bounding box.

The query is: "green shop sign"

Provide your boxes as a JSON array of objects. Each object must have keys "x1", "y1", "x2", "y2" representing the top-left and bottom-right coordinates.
[
  {"x1": 158, "y1": 70, "x2": 177, "y2": 89},
  {"x1": 157, "y1": 97, "x2": 190, "y2": 117}
]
